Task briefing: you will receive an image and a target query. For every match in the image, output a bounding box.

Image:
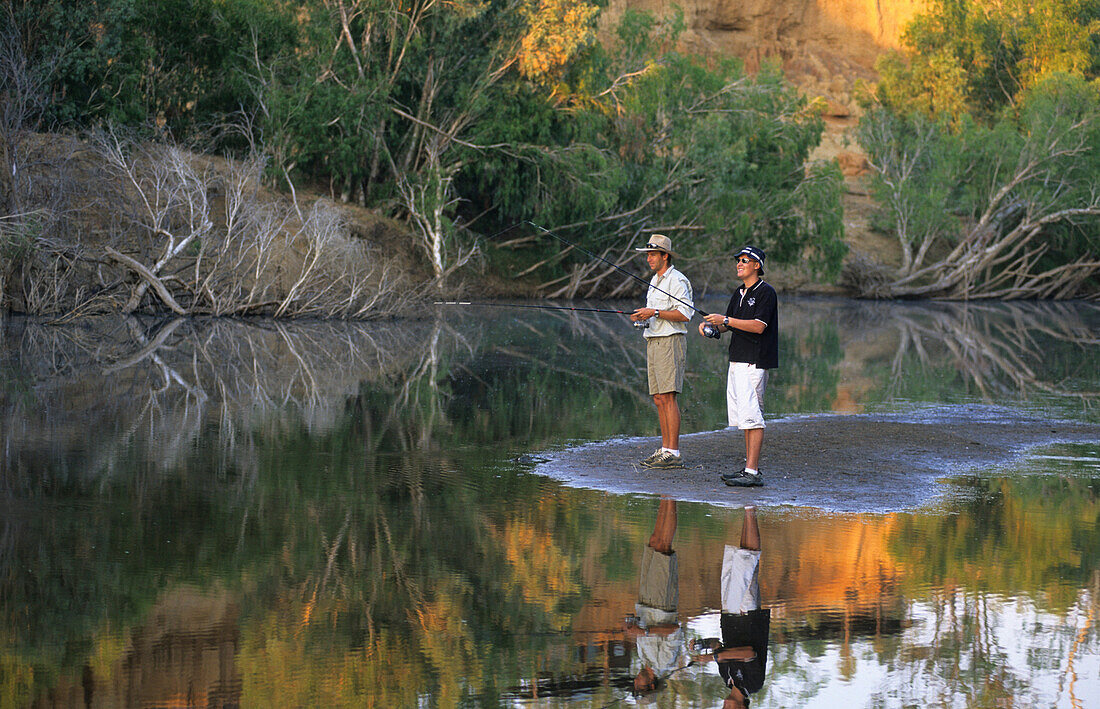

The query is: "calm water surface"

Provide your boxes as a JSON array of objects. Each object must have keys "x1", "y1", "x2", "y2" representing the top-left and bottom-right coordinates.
[{"x1": 1, "y1": 298, "x2": 1098, "y2": 708}]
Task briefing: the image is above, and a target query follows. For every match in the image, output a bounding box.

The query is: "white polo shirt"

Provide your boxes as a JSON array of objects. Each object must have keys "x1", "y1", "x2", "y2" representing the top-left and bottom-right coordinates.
[{"x1": 644, "y1": 265, "x2": 694, "y2": 338}]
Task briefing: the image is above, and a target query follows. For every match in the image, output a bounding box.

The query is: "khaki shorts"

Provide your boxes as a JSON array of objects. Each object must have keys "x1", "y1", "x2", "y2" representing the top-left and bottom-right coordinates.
[
  {"x1": 638, "y1": 545, "x2": 679, "y2": 612},
  {"x1": 647, "y1": 334, "x2": 686, "y2": 395}
]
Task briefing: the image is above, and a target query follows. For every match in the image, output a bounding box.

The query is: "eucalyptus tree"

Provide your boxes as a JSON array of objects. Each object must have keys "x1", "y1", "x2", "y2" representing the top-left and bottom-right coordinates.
[
  {"x1": 5, "y1": 0, "x2": 297, "y2": 132},
  {"x1": 255, "y1": 0, "x2": 600, "y2": 281},
  {"x1": 855, "y1": 0, "x2": 1100, "y2": 299},
  {"x1": 459, "y1": 9, "x2": 847, "y2": 296},
  {"x1": 857, "y1": 74, "x2": 1100, "y2": 299},
  {"x1": 875, "y1": 0, "x2": 1100, "y2": 122}
]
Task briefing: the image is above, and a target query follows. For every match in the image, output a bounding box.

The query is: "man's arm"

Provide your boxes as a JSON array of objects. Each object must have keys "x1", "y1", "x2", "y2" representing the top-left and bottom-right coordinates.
[
  {"x1": 714, "y1": 646, "x2": 756, "y2": 661},
  {"x1": 692, "y1": 645, "x2": 756, "y2": 663},
  {"x1": 723, "y1": 317, "x2": 765, "y2": 334},
  {"x1": 705, "y1": 285, "x2": 774, "y2": 334},
  {"x1": 702, "y1": 313, "x2": 766, "y2": 334}
]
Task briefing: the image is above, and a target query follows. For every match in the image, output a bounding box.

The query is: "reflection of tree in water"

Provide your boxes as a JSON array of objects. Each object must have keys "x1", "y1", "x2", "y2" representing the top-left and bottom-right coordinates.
[
  {"x1": 773, "y1": 318, "x2": 844, "y2": 414},
  {"x1": 1, "y1": 304, "x2": 675, "y2": 483},
  {"x1": 15, "y1": 587, "x2": 244, "y2": 709},
  {"x1": 874, "y1": 463, "x2": 1100, "y2": 707},
  {"x1": 0, "y1": 307, "x2": 670, "y2": 706},
  {"x1": 1, "y1": 413, "x2": 592, "y2": 707},
  {"x1": 430, "y1": 303, "x2": 672, "y2": 442},
  {"x1": 0, "y1": 310, "x2": 636, "y2": 705},
  {"x1": 891, "y1": 467, "x2": 1100, "y2": 608},
  {"x1": 880, "y1": 300, "x2": 1099, "y2": 402},
  {"x1": 3, "y1": 302, "x2": 1099, "y2": 706},
  {"x1": 1, "y1": 315, "x2": 449, "y2": 486}
]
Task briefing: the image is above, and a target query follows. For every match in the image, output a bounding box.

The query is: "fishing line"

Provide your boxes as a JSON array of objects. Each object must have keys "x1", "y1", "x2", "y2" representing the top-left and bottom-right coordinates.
[
  {"x1": 434, "y1": 300, "x2": 652, "y2": 328},
  {"x1": 589, "y1": 659, "x2": 699, "y2": 709}
]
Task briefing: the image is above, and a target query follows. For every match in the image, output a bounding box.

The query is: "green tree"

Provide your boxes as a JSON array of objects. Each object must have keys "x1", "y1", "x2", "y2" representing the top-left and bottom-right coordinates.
[
  {"x1": 857, "y1": 73, "x2": 1100, "y2": 298},
  {"x1": 8, "y1": 0, "x2": 297, "y2": 134},
  {"x1": 255, "y1": 0, "x2": 602, "y2": 281},
  {"x1": 876, "y1": 0, "x2": 1100, "y2": 121},
  {"x1": 466, "y1": 10, "x2": 846, "y2": 296}
]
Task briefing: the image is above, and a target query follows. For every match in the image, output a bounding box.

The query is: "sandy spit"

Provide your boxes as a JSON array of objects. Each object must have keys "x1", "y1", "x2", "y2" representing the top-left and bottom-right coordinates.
[{"x1": 528, "y1": 408, "x2": 1100, "y2": 513}]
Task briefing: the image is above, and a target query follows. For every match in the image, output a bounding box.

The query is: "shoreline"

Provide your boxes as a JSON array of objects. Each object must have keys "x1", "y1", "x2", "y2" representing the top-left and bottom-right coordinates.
[{"x1": 528, "y1": 409, "x2": 1100, "y2": 513}]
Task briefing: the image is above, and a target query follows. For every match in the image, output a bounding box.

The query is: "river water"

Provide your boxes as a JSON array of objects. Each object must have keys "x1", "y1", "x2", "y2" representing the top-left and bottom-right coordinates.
[{"x1": 1, "y1": 297, "x2": 1098, "y2": 708}]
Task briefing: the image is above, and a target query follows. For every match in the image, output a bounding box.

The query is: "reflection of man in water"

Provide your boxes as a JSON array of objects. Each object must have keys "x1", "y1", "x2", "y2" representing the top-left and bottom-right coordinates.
[
  {"x1": 625, "y1": 497, "x2": 686, "y2": 695},
  {"x1": 694, "y1": 506, "x2": 770, "y2": 707}
]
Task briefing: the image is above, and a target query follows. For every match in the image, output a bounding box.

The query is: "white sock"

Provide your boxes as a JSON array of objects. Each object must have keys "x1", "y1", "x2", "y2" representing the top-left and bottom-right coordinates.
[
  {"x1": 667, "y1": 449, "x2": 680, "y2": 457},
  {"x1": 744, "y1": 467, "x2": 758, "y2": 475}
]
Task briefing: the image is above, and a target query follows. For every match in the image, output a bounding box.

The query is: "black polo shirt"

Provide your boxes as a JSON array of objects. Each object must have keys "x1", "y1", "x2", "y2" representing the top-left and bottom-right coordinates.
[
  {"x1": 717, "y1": 607, "x2": 771, "y2": 695},
  {"x1": 725, "y1": 280, "x2": 778, "y2": 369}
]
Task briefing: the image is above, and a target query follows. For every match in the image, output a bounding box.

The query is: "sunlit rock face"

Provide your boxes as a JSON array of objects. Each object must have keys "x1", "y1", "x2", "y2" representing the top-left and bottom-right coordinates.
[{"x1": 599, "y1": 0, "x2": 926, "y2": 110}]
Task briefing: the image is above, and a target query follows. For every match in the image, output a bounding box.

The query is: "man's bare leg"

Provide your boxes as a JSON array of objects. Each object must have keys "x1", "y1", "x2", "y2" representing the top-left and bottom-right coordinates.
[
  {"x1": 654, "y1": 392, "x2": 680, "y2": 450},
  {"x1": 739, "y1": 505, "x2": 760, "y2": 551},
  {"x1": 649, "y1": 497, "x2": 677, "y2": 554},
  {"x1": 744, "y1": 428, "x2": 763, "y2": 470}
]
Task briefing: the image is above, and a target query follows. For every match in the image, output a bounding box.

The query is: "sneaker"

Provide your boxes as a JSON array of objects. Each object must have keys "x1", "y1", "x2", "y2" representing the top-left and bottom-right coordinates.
[
  {"x1": 639, "y1": 447, "x2": 663, "y2": 467},
  {"x1": 643, "y1": 450, "x2": 684, "y2": 469},
  {"x1": 724, "y1": 470, "x2": 763, "y2": 487},
  {"x1": 720, "y1": 468, "x2": 746, "y2": 482}
]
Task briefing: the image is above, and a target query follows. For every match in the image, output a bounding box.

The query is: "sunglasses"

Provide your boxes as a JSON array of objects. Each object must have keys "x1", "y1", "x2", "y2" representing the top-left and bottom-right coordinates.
[
  {"x1": 645, "y1": 244, "x2": 667, "y2": 251},
  {"x1": 737, "y1": 257, "x2": 756, "y2": 264}
]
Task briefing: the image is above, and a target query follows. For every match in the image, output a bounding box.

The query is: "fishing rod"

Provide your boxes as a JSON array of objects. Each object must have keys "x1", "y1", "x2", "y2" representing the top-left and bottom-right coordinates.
[
  {"x1": 434, "y1": 301, "x2": 633, "y2": 315},
  {"x1": 527, "y1": 221, "x2": 725, "y2": 338},
  {"x1": 526, "y1": 221, "x2": 711, "y2": 318},
  {"x1": 434, "y1": 300, "x2": 653, "y2": 327}
]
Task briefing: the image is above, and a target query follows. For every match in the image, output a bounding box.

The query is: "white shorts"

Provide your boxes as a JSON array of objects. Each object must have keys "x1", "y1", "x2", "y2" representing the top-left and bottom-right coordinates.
[
  {"x1": 727, "y1": 362, "x2": 768, "y2": 429},
  {"x1": 721, "y1": 545, "x2": 762, "y2": 614}
]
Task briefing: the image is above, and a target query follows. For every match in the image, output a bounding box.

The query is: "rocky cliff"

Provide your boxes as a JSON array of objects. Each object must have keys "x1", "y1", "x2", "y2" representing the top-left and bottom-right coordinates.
[
  {"x1": 600, "y1": 0, "x2": 929, "y2": 267},
  {"x1": 600, "y1": 0, "x2": 926, "y2": 112}
]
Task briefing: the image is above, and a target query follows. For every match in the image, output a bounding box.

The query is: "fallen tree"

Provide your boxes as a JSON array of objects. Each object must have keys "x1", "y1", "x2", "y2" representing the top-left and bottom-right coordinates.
[
  {"x1": 851, "y1": 75, "x2": 1100, "y2": 300},
  {"x1": 2, "y1": 130, "x2": 423, "y2": 319}
]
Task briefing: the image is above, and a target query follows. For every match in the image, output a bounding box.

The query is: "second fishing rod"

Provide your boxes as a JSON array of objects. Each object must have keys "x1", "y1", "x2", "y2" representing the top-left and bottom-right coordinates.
[{"x1": 527, "y1": 222, "x2": 724, "y2": 338}]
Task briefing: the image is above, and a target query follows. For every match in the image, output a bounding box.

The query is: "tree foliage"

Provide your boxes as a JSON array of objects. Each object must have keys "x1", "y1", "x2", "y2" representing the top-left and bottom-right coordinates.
[
  {"x1": 875, "y1": 0, "x2": 1100, "y2": 121},
  {"x1": 857, "y1": 0, "x2": 1100, "y2": 299},
  {"x1": 857, "y1": 74, "x2": 1100, "y2": 298},
  {"x1": 461, "y1": 10, "x2": 846, "y2": 293},
  {"x1": 7, "y1": 0, "x2": 845, "y2": 302},
  {"x1": 8, "y1": 0, "x2": 297, "y2": 133}
]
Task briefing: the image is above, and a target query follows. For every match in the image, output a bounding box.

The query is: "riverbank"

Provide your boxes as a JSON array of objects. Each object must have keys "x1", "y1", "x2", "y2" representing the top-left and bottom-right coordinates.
[
  {"x1": 529, "y1": 408, "x2": 1100, "y2": 512},
  {"x1": 0, "y1": 132, "x2": 876, "y2": 318}
]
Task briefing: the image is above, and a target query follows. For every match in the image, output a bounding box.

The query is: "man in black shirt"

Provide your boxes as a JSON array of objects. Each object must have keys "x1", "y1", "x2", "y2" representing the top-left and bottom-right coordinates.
[
  {"x1": 699, "y1": 246, "x2": 778, "y2": 487},
  {"x1": 692, "y1": 506, "x2": 770, "y2": 707}
]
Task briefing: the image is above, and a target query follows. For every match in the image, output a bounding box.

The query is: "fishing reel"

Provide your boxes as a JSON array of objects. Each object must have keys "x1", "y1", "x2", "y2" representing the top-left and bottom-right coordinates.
[
  {"x1": 702, "y1": 323, "x2": 721, "y2": 339},
  {"x1": 633, "y1": 320, "x2": 649, "y2": 329}
]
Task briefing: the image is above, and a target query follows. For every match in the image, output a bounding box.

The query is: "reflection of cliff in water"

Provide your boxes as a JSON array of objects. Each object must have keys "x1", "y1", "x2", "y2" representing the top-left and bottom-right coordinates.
[{"x1": 23, "y1": 588, "x2": 241, "y2": 709}]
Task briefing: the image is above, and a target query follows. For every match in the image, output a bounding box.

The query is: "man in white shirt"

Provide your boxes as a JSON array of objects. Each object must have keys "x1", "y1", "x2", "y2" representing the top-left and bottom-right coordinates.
[
  {"x1": 629, "y1": 234, "x2": 694, "y2": 469},
  {"x1": 625, "y1": 497, "x2": 686, "y2": 696}
]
